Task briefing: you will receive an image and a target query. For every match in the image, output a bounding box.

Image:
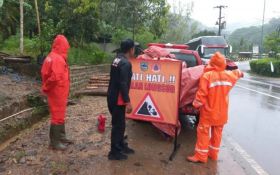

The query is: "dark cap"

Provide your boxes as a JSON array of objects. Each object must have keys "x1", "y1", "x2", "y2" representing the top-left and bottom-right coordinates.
[{"x1": 120, "y1": 39, "x2": 135, "y2": 53}]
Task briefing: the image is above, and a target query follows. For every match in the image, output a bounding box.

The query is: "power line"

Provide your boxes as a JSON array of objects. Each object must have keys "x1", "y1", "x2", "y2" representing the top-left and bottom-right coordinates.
[{"x1": 214, "y1": 5, "x2": 227, "y2": 36}]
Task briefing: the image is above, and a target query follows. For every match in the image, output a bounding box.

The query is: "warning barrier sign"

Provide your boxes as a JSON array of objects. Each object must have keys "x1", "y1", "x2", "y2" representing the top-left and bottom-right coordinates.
[
  {"x1": 127, "y1": 59, "x2": 182, "y2": 125},
  {"x1": 135, "y1": 93, "x2": 162, "y2": 120}
]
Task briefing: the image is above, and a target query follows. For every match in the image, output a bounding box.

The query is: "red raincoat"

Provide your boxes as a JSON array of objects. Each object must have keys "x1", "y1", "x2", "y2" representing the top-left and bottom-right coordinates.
[{"x1": 41, "y1": 35, "x2": 70, "y2": 125}]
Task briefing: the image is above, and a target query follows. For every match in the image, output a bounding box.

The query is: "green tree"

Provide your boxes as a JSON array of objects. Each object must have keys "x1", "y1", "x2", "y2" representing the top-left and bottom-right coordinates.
[
  {"x1": 264, "y1": 32, "x2": 280, "y2": 57},
  {"x1": 100, "y1": 0, "x2": 169, "y2": 42},
  {"x1": 229, "y1": 18, "x2": 280, "y2": 53},
  {"x1": 162, "y1": 14, "x2": 198, "y2": 43},
  {"x1": 0, "y1": 0, "x2": 19, "y2": 40},
  {"x1": 192, "y1": 30, "x2": 216, "y2": 38},
  {"x1": 161, "y1": 1, "x2": 198, "y2": 44}
]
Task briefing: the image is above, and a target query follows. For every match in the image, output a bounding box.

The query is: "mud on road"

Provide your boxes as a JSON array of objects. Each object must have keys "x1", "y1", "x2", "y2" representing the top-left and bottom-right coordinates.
[
  {"x1": 0, "y1": 96, "x2": 248, "y2": 175},
  {"x1": 0, "y1": 75, "x2": 39, "y2": 105}
]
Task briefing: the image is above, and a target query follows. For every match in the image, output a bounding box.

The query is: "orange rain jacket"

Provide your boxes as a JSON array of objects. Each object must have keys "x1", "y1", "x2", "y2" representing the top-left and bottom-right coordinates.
[
  {"x1": 193, "y1": 52, "x2": 243, "y2": 126},
  {"x1": 41, "y1": 35, "x2": 70, "y2": 125}
]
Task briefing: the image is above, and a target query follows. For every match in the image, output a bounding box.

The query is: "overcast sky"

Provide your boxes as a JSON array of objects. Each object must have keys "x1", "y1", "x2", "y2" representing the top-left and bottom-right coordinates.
[{"x1": 167, "y1": 0, "x2": 280, "y2": 30}]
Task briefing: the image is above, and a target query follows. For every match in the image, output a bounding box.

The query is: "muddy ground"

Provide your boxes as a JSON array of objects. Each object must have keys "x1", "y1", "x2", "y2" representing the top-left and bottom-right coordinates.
[
  {"x1": 0, "y1": 96, "x2": 247, "y2": 175},
  {"x1": 0, "y1": 74, "x2": 39, "y2": 106}
]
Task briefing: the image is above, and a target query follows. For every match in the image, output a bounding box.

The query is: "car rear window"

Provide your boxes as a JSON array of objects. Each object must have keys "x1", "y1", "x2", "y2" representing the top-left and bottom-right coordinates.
[{"x1": 171, "y1": 52, "x2": 197, "y2": 67}]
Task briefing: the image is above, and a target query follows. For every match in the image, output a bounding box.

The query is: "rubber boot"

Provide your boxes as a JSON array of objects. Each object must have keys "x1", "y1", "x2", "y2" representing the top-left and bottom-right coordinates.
[
  {"x1": 108, "y1": 143, "x2": 128, "y2": 160},
  {"x1": 208, "y1": 152, "x2": 218, "y2": 161},
  {"x1": 120, "y1": 141, "x2": 135, "y2": 154},
  {"x1": 49, "y1": 124, "x2": 67, "y2": 151},
  {"x1": 108, "y1": 151, "x2": 128, "y2": 160},
  {"x1": 60, "y1": 124, "x2": 74, "y2": 144},
  {"x1": 187, "y1": 155, "x2": 207, "y2": 163}
]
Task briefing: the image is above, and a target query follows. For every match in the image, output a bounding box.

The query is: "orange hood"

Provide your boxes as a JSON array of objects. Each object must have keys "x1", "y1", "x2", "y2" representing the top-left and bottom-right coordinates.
[
  {"x1": 51, "y1": 35, "x2": 70, "y2": 60},
  {"x1": 204, "y1": 52, "x2": 226, "y2": 72}
]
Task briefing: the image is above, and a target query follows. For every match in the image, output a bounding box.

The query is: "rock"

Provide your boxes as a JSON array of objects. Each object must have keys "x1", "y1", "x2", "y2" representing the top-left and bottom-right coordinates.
[
  {"x1": 12, "y1": 158, "x2": 17, "y2": 164},
  {"x1": 39, "y1": 157, "x2": 45, "y2": 162},
  {"x1": 27, "y1": 159, "x2": 40, "y2": 166},
  {"x1": 0, "y1": 164, "x2": 6, "y2": 172},
  {"x1": 90, "y1": 134, "x2": 103, "y2": 143},
  {"x1": 0, "y1": 167, "x2": 6, "y2": 172},
  {"x1": 68, "y1": 149, "x2": 74, "y2": 154},
  {"x1": 26, "y1": 150, "x2": 37, "y2": 156},
  {"x1": 38, "y1": 168, "x2": 50, "y2": 175},
  {"x1": 0, "y1": 156, "x2": 8, "y2": 163},
  {"x1": 26, "y1": 156, "x2": 36, "y2": 161},
  {"x1": 160, "y1": 160, "x2": 168, "y2": 165},
  {"x1": 21, "y1": 144, "x2": 28, "y2": 147},
  {"x1": 134, "y1": 162, "x2": 143, "y2": 167},
  {"x1": 7, "y1": 68, "x2": 14, "y2": 73},
  {"x1": 77, "y1": 144, "x2": 87, "y2": 151},
  {"x1": 19, "y1": 157, "x2": 26, "y2": 164},
  {"x1": 2, "y1": 156, "x2": 9, "y2": 162},
  {"x1": 68, "y1": 159, "x2": 75, "y2": 165},
  {"x1": 16, "y1": 146, "x2": 23, "y2": 150}
]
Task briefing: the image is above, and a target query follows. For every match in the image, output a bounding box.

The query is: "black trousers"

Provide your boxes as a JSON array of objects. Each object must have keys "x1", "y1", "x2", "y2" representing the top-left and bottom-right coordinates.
[{"x1": 109, "y1": 105, "x2": 126, "y2": 153}]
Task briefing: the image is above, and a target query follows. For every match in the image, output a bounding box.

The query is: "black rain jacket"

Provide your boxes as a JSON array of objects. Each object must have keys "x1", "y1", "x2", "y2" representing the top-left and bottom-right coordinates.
[{"x1": 107, "y1": 53, "x2": 132, "y2": 109}]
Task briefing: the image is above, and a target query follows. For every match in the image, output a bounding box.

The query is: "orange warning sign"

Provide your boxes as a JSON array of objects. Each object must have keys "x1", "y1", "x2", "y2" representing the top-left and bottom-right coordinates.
[
  {"x1": 134, "y1": 93, "x2": 163, "y2": 121},
  {"x1": 127, "y1": 59, "x2": 182, "y2": 125}
]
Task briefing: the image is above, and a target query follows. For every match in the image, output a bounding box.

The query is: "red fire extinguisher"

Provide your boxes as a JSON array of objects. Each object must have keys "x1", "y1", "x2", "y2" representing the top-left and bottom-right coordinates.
[{"x1": 98, "y1": 114, "x2": 106, "y2": 133}]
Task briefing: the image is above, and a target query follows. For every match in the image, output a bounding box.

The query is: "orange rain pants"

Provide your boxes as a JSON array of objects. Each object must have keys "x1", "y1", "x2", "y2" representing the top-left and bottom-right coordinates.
[{"x1": 194, "y1": 124, "x2": 224, "y2": 161}]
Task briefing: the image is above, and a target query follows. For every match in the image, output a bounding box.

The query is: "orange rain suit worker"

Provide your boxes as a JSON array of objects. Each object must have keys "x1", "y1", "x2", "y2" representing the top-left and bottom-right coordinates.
[
  {"x1": 187, "y1": 52, "x2": 243, "y2": 163},
  {"x1": 41, "y1": 35, "x2": 72, "y2": 150}
]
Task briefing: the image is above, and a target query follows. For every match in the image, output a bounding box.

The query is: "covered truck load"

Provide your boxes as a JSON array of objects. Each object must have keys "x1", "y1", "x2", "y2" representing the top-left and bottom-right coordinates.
[
  {"x1": 137, "y1": 46, "x2": 205, "y2": 137},
  {"x1": 136, "y1": 46, "x2": 238, "y2": 137}
]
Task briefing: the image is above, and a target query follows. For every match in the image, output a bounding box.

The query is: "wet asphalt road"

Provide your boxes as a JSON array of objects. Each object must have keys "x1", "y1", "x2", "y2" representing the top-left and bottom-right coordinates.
[{"x1": 225, "y1": 61, "x2": 280, "y2": 175}]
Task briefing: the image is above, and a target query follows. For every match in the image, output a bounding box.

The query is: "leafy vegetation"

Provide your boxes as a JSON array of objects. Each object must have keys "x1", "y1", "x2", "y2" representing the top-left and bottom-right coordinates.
[
  {"x1": 161, "y1": 10, "x2": 199, "y2": 43},
  {"x1": 0, "y1": 0, "x2": 209, "y2": 65},
  {"x1": 0, "y1": 1, "x2": 169, "y2": 44},
  {"x1": 264, "y1": 32, "x2": 280, "y2": 57},
  {"x1": 228, "y1": 18, "x2": 280, "y2": 52},
  {"x1": 0, "y1": 35, "x2": 40, "y2": 57},
  {"x1": 250, "y1": 58, "x2": 280, "y2": 77},
  {"x1": 0, "y1": 35, "x2": 112, "y2": 65},
  {"x1": 192, "y1": 30, "x2": 216, "y2": 38},
  {"x1": 68, "y1": 43, "x2": 113, "y2": 65}
]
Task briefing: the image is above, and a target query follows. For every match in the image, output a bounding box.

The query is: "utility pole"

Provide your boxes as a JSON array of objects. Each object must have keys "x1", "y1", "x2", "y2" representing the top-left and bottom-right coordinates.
[
  {"x1": 214, "y1": 5, "x2": 227, "y2": 36},
  {"x1": 132, "y1": 11, "x2": 135, "y2": 41},
  {"x1": 0, "y1": 0, "x2": 4, "y2": 8},
  {"x1": 20, "y1": 0, "x2": 24, "y2": 55},
  {"x1": 34, "y1": 0, "x2": 41, "y2": 36},
  {"x1": 260, "y1": 0, "x2": 266, "y2": 56}
]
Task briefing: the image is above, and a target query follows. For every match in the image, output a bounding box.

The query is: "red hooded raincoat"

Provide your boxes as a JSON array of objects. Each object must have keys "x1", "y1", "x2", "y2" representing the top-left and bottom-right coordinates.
[{"x1": 41, "y1": 35, "x2": 70, "y2": 125}]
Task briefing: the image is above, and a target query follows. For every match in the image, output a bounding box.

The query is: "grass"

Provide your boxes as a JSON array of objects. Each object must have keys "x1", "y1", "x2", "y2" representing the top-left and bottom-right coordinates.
[
  {"x1": 0, "y1": 35, "x2": 113, "y2": 65},
  {"x1": 68, "y1": 43, "x2": 113, "y2": 65},
  {"x1": 14, "y1": 151, "x2": 26, "y2": 162},
  {"x1": 0, "y1": 35, "x2": 40, "y2": 58}
]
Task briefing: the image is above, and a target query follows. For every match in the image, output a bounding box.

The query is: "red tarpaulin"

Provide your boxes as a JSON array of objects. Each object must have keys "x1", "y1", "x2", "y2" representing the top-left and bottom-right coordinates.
[
  {"x1": 136, "y1": 46, "x2": 238, "y2": 137},
  {"x1": 136, "y1": 46, "x2": 204, "y2": 137}
]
